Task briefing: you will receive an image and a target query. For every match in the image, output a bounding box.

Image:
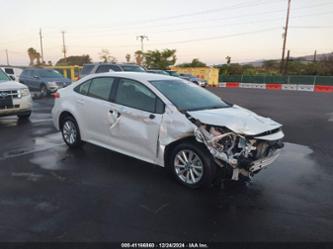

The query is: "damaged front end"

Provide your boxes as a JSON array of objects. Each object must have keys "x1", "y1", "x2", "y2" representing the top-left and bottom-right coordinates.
[{"x1": 193, "y1": 121, "x2": 284, "y2": 181}]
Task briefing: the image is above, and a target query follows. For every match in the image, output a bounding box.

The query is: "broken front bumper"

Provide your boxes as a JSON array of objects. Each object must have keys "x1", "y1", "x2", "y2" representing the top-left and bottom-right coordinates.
[{"x1": 248, "y1": 149, "x2": 281, "y2": 173}]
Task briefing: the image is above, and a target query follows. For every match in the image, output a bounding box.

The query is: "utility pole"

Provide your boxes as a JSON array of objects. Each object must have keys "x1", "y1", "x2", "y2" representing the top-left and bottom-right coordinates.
[
  {"x1": 61, "y1": 31, "x2": 67, "y2": 59},
  {"x1": 5, "y1": 49, "x2": 9, "y2": 65},
  {"x1": 313, "y1": 50, "x2": 317, "y2": 62},
  {"x1": 280, "y1": 0, "x2": 291, "y2": 74},
  {"x1": 284, "y1": 50, "x2": 290, "y2": 75},
  {"x1": 39, "y1": 28, "x2": 44, "y2": 63},
  {"x1": 136, "y1": 35, "x2": 149, "y2": 52}
]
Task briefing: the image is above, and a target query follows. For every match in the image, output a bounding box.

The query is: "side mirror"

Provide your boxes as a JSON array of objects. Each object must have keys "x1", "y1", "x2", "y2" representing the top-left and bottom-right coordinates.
[
  {"x1": 33, "y1": 75, "x2": 40, "y2": 79},
  {"x1": 9, "y1": 75, "x2": 15, "y2": 81}
]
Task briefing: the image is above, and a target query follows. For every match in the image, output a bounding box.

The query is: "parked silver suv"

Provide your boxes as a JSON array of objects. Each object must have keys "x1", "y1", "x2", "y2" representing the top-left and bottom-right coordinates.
[
  {"x1": 0, "y1": 69, "x2": 32, "y2": 119},
  {"x1": 79, "y1": 63, "x2": 145, "y2": 79}
]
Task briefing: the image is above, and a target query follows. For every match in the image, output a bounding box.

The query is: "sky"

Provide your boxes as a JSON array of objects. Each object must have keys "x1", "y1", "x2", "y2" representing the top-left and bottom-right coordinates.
[{"x1": 0, "y1": 0, "x2": 332, "y2": 66}]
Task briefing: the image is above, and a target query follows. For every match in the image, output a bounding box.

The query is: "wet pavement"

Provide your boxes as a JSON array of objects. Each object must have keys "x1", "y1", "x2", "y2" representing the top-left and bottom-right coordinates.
[{"x1": 0, "y1": 89, "x2": 332, "y2": 242}]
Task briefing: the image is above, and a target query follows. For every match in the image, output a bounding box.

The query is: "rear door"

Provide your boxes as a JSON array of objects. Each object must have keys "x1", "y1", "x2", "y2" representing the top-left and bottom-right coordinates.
[
  {"x1": 108, "y1": 78, "x2": 165, "y2": 163},
  {"x1": 74, "y1": 77, "x2": 116, "y2": 145},
  {"x1": 30, "y1": 70, "x2": 43, "y2": 91}
]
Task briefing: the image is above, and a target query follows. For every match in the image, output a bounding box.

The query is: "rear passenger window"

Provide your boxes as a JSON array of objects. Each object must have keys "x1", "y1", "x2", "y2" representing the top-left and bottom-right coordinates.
[
  {"x1": 96, "y1": 65, "x2": 114, "y2": 73},
  {"x1": 87, "y1": 77, "x2": 114, "y2": 101},
  {"x1": 5, "y1": 68, "x2": 14, "y2": 74},
  {"x1": 74, "y1": 80, "x2": 91, "y2": 95},
  {"x1": 110, "y1": 65, "x2": 121, "y2": 71}
]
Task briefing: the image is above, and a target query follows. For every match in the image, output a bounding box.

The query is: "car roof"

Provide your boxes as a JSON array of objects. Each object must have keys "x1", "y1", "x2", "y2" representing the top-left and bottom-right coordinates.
[
  {"x1": 24, "y1": 68, "x2": 53, "y2": 71},
  {"x1": 83, "y1": 63, "x2": 142, "y2": 67},
  {"x1": 86, "y1": 72, "x2": 178, "y2": 82}
]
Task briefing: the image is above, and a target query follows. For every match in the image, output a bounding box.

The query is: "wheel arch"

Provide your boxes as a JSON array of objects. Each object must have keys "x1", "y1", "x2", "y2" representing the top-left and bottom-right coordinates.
[
  {"x1": 164, "y1": 136, "x2": 198, "y2": 167},
  {"x1": 58, "y1": 111, "x2": 83, "y2": 138}
]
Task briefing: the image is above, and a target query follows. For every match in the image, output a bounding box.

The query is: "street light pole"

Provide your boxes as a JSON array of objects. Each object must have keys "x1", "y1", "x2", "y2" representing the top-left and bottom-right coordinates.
[{"x1": 136, "y1": 35, "x2": 149, "y2": 52}]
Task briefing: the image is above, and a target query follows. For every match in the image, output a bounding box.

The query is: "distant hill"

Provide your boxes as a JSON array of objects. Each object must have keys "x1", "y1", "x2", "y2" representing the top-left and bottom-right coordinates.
[
  {"x1": 243, "y1": 52, "x2": 333, "y2": 66},
  {"x1": 295, "y1": 52, "x2": 333, "y2": 61}
]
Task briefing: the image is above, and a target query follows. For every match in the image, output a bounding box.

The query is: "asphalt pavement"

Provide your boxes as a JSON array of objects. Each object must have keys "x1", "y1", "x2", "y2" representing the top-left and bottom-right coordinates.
[{"x1": 0, "y1": 88, "x2": 332, "y2": 242}]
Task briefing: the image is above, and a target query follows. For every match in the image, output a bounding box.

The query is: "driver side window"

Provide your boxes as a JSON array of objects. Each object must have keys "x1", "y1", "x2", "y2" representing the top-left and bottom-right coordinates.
[{"x1": 115, "y1": 79, "x2": 164, "y2": 113}]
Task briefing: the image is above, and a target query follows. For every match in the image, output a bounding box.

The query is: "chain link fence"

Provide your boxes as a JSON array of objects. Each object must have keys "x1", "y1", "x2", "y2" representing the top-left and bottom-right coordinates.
[{"x1": 220, "y1": 75, "x2": 333, "y2": 86}]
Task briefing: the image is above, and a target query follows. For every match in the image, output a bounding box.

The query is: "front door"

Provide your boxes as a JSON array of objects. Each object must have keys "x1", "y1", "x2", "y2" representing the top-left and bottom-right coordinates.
[{"x1": 108, "y1": 78, "x2": 165, "y2": 163}]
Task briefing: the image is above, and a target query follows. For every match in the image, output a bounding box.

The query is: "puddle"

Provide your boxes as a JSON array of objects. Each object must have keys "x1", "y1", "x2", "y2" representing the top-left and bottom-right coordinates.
[
  {"x1": 11, "y1": 172, "x2": 44, "y2": 181},
  {"x1": 29, "y1": 146, "x2": 73, "y2": 170},
  {"x1": 1, "y1": 133, "x2": 64, "y2": 160}
]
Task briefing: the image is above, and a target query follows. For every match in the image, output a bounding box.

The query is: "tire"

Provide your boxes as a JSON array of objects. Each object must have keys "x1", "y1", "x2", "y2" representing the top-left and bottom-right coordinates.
[
  {"x1": 169, "y1": 141, "x2": 217, "y2": 189},
  {"x1": 60, "y1": 115, "x2": 83, "y2": 148},
  {"x1": 40, "y1": 84, "x2": 48, "y2": 97},
  {"x1": 17, "y1": 111, "x2": 31, "y2": 119}
]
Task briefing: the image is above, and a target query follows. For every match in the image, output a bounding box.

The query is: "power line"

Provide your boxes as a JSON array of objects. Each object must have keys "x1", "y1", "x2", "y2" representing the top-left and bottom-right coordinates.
[
  {"x1": 149, "y1": 27, "x2": 280, "y2": 46},
  {"x1": 70, "y1": 27, "x2": 280, "y2": 49},
  {"x1": 290, "y1": 25, "x2": 333, "y2": 29},
  {"x1": 63, "y1": 1, "x2": 333, "y2": 35}
]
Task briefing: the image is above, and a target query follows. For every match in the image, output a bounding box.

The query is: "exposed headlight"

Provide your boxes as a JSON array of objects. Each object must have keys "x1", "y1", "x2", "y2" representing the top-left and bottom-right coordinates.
[{"x1": 18, "y1": 88, "x2": 30, "y2": 98}]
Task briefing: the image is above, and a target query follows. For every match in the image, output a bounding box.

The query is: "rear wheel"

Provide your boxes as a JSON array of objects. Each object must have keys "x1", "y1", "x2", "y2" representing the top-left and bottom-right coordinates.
[
  {"x1": 169, "y1": 141, "x2": 217, "y2": 189},
  {"x1": 60, "y1": 115, "x2": 83, "y2": 148}
]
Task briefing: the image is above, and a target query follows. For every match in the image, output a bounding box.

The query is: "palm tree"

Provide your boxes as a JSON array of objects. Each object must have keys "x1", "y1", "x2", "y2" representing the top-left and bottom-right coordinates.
[
  {"x1": 36, "y1": 52, "x2": 41, "y2": 65},
  {"x1": 99, "y1": 49, "x2": 117, "y2": 63},
  {"x1": 125, "y1": 54, "x2": 131, "y2": 63},
  {"x1": 27, "y1": 48, "x2": 37, "y2": 65},
  {"x1": 134, "y1": 50, "x2": 144, "y2": 65}
]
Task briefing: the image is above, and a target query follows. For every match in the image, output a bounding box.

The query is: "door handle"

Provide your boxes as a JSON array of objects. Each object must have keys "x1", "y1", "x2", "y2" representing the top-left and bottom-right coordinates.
[
  {"x1": 109, "y1": 109, "x2": 121, "y2": 117},
  {"x1": 149, "y1": 114, "x2": 155, "y2": 119}
]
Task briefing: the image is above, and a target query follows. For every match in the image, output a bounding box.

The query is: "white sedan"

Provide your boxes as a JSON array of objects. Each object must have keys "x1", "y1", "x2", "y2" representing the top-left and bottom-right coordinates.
[
  {"x1": 52, "y1": 72, "x2": 284, "y2": 188},
  {"x1": 0, "y1": 69, "x2": 32, "y2": 119}
]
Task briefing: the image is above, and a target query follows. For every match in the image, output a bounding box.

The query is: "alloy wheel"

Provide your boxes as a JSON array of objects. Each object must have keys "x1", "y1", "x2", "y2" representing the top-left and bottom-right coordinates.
[
  {"x1": 62, "y1": 120, "x2": 77, "y2": 145},
  {"x1": 174, "y1": 149, "x2": 204, "y2": 184}
]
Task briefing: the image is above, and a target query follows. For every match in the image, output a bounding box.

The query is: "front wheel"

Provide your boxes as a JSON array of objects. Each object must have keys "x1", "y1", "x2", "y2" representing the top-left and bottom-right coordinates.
[
  {"x1": 169, "y1": 141, "x2": 217, "y2": 189},
  {"x1": 17, "y1": 111, "x2": 31, "y2": 119},
  {"x1": 61, "y1": 116, "x2": 83, "y2": 148}
]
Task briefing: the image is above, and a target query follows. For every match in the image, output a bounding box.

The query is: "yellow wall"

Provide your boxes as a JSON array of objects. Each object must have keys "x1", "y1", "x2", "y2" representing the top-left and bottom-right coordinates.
[
  {"x1": 46, "y1": 66, "x2": 82, "y2": 81},
  {"x1": 170, "y1": 67, "x2": 219, "y2": 86}
]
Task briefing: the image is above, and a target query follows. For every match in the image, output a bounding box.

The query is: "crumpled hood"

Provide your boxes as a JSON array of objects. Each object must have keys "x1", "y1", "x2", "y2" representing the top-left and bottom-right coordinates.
[
  {"x1": 0, "y1": 80, "x2": 28, "y2": 90},
  {"x1": 188, "y1": 105, "x2": 282, "y2": 136}
]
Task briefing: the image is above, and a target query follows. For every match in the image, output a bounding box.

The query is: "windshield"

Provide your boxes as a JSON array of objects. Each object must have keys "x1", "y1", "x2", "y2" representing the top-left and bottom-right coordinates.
[
  {"x1": 0, "y1": 69, "x2": 10, "y2": 82},
  {"x1": 150, "y1": 80, "x2": 230, "y2": 111},
  {"x1": 121, "y1": 65, "x2": 145, "y2": 72},
  {"x1": 168, "y1": 71, "x2": 180, "y2": 77},
  {"x1": 37, "y1": 69, "x2": 64, "y2": 78}
]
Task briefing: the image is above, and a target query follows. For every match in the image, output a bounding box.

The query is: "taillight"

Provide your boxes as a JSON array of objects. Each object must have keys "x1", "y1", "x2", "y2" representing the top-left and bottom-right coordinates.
[{"x1": 52, "y1": 92, "x2": 60, "y2": 99}]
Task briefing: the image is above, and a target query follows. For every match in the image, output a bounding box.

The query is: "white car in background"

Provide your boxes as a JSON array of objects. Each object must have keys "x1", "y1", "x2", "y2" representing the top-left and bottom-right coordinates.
[
  {"x1": 0, "y1": 69, "x2": 32, "y2": 119},
  {"x1": 52, "y1": 72, "x2": 284, "y2": 188},
  {"x1": 0, "y1": 66, "x2": 23, "y2": 81}
]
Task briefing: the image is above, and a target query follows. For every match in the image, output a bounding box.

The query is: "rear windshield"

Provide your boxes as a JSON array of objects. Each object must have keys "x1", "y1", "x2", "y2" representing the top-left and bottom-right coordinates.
[
  {"x1": 81, "y1": 65, "x2": 94, "y2": 75},
  {"x1": 37, "y1": 69, "x2": 63, "y2": 78},
  {"x1": 150, "y1": 80, "x2": 230, "y2": 112},
  {"x1": 121, "y1": 65, "x2": 145, "y2": 72}
]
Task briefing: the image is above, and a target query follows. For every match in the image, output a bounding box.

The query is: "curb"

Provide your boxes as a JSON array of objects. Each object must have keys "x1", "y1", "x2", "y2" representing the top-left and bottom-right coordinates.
[{"x1": 217, "y1": 82, "x2": 333, "y2": 93}]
